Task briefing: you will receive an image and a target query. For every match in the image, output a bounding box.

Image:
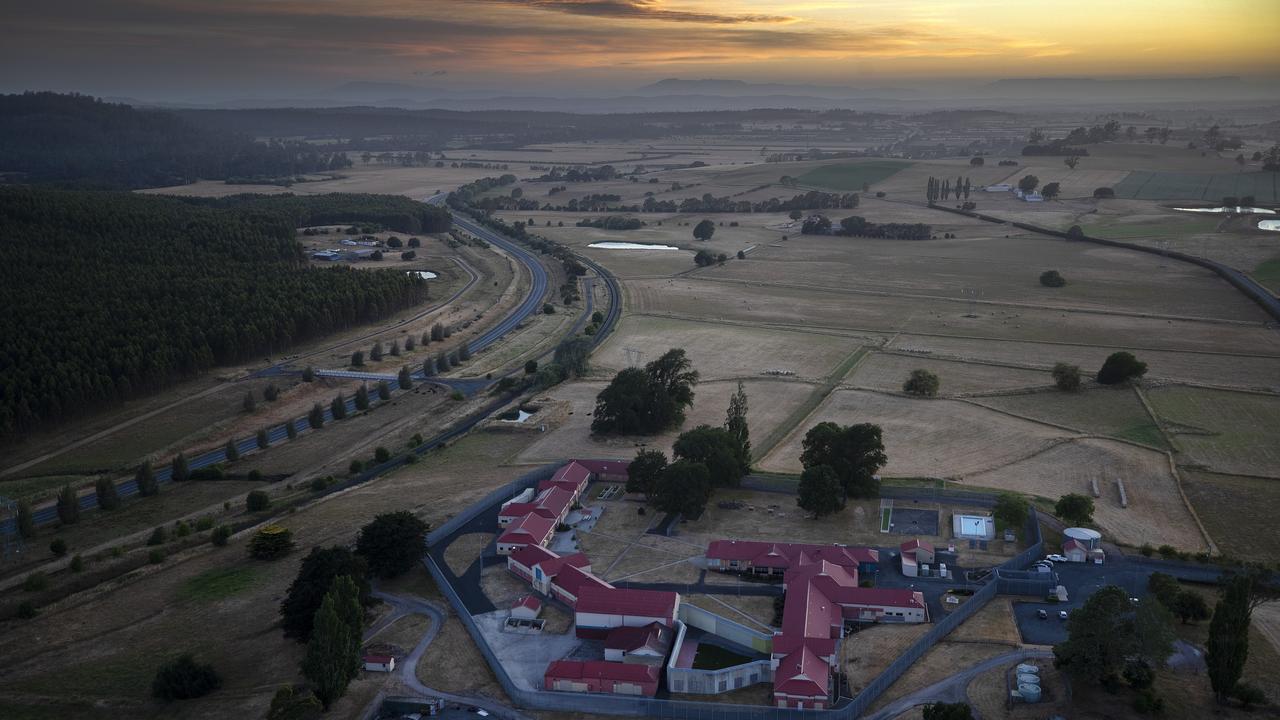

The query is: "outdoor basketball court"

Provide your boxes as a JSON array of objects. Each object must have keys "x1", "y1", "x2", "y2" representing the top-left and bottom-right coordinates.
[{"x1": 888, "y1": 507, "x2": 940, "y2": 536}]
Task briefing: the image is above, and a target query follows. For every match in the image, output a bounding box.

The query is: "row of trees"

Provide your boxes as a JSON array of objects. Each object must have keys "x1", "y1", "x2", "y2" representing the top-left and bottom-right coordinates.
[
  {"x1": 0, "y1": 188, "x2": 446, "y2": 437},
  {"x1": 925, "y1": 176, "x2": 972, "y2": 203},
  {"x1": 802, "y1": 214, "x2": 932, "y2": 241}
]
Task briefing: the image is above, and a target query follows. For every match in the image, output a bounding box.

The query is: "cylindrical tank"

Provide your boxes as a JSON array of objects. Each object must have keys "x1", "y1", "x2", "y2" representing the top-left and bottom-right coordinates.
[
  {"x1": 1018, "y1": 683, "x2": 1042, "y2": 702},
  {"x1": 1017, "y1": 673, "x2": 1041, "y2": 685},
  {"x1": 1016, "y1": 663, "x2": 1040, "y2": 674},
  {"x1": 1064, "y1": 527, "x2": 1102, "y2": 550}
]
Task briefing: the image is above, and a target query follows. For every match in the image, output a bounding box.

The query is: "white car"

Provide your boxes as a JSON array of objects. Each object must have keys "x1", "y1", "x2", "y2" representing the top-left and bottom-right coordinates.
[{"x1": 1045, "y1": 554, "x2": 1068, "y2": 563}]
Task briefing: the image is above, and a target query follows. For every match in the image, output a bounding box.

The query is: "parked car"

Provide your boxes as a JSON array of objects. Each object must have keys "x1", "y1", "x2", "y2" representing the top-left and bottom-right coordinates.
[
  {"x1": 1058, "y1": 610, "x2": 1069, "y2": 620},
  {"x1": 1037, "y1": 608, "x2": 1048, "y2": 619},
  {"x1": 1045, "y1": 554, "x2": 1068, "y2": 563}
]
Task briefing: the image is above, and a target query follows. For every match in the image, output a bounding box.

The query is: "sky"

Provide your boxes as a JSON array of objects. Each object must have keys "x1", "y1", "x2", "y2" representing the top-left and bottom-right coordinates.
[{"x1": 2, "y1": 0, "x2": 1278, "y2": 101}]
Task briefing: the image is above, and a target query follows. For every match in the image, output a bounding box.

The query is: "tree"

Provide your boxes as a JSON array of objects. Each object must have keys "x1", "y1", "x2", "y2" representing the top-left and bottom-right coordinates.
[
  {"x1": 266, "y1": 685, "x2": 323, "y2": 720},
  {"x1": 902, "y1": 369, "x2": 940, "y2": 397},
  {"x1": 302, "y1": 366, "x2": 315, "y2": 382},
  {"x1": 16, "y1": 499, "x2": 36, "y2": 539},
  {"x1": 1232, "y1": 682, "x2": 1267, "y2": 710},
  {"x1": 1097, "y1": 351, "x2": 1147, "y2": 385},
  {"x1": 1041, "y1": 182, "x2": 1061, "y2": 200},
  {"x1": 243, "y1": 391, "x2": 256, "y2": 413},
  {"x1": 95, "y1": 477, "x2": 120, "y2": 511},
  {"x1": 329, "y1": 575, "x2": 365, "y2": 677},
  {"x1": 354, "y1": 384, "x2": 370, "y2": 411},
  {"x1": 1039, "y1": 270, "x2": 1066, "y2": 287},
  {"x1": 1173, "y1": 590, "x2": 1211, "y2": 624},
  {"x1": 280, "y1": 546, "x2": 371, "y2": 640},
  {"x1": 1018, "y1": 174, "x2": 1040, "y2": 193},
  {"x1": 335, "y1": 393, "x2": 352, "y2": 420},
  {"x1": 1064, "y1": 156, "x2": 1080, "y2": 170},
  {"x1": 797, "y1": 465, "x2": 844, "y2": 517},
  {"x1": 592, "y1": 349, "x2": 698, "y2": 435},
  {"x1": 224, "y1": 439, "x2": 240, "y2": 462},
  {"x1": 673, "y1": 425, "x2": 749, "y2": 488},
  {"x1": 626, "y1": 449, "x2": 668, "y2": 501},
  {"x1": 152, "y1": 654, "x2": 222, "y2": 701},
  {"x1": 249, "y1": 525, "x2": 295, "y2": 560},
  {"x1": 1054, "y1": 586, "x2": 1138, "y2": 684},
  {"x1": 377, "y1": 380, "x2": 391, "y2": 401},
  {"x1": 922, "y1": 702, "x2": 974, "y2": 720},
  {"x1": 172, "y1": 452, "x2": 190, "y2": 482},
  {"x1": 652, "y1": 460, "x2": 712, "y2": 518},
  {"x1": 135, "y1": 460, "x2": 158, "y2": 497},
  {"x1": 458, "y1": 342, "x2": 471, "y2": 362},
  {"x1": 302, "y1": 592, "x2": 357, "y2": 708},
  {"x1": 56, "y1": 483, "x2": 80, "y2": 525},
  {"x1": 1134, "y1": 597, "x2": 1176, "y2": 667},
  {"x1": 969, "y1": 157, "x2": 985, "y2": 167},
  {"x1": 800, "y1": 422, "x2": 887, "y2": 499},
  {"x1": 993, "y1": 493, "x2": 1028, "y2": 534},
  {"x1": 50, "y1": 538, "x2": 68, "y2": 557},
  {"x1": 369, "y1": 342, "x2": 383, "y2": 362},
  {"x1": 693, "y1": 219, "x2": 716, "y2": 241},
  {"x1": 431, "y1": 323, "x2": 444, "y2": 341},
  {"x1": 398, "y1": 365, "x2": 412, "y2": 390},
  {"x1": 1052, "y1": 363, "x2": 1081, "y2": 391},
  {"x1": 257, "y1": 428, "x2": 270, "y2": 449},
  {"x1": 1207, "y1": 575, "x2": 1252, "y2": 702},
  {"x1": 1148, "y1": 572, "x2": 1181, "y2": 609},
  {"x1": 308, "y1": 403, "x2": 325, "y2": 429},
  {"x1": 725, "y1": 381, "x2": 750, "y2": 465},
  {"x1": 1055, "y1": 493, "x2": 1095, "y2": 526},
  {"x1": 350, "y1": 350, "x2": 364, "y2": 367},
  {"x1": 246, "y1": 490, "x2": 271, "y2": 512},
  {"x1": 422, "y1": 356, "x2": 437, "y2": 377},
  {"x1": 356, "y1": 511, "x2": 430, "y2": 579}
]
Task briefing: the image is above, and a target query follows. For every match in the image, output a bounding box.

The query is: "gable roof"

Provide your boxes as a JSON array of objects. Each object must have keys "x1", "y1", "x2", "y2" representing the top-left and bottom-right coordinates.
[
  {"x1": 553, "y1": 563, "x2": 613, "y2": 599},
  {"x1": 498, "y1": 513, "x2": 555, "y2": 546},
  {"x1": 513, "y1": 595, "x2": 542, "y2": 611},
  {"x1": 900, "y1": 538, "x2": 933, "y2": 553},
  {"x1": 706, "y1": 540, "x2": 878, "y2": 569},
  {"x1": 509, "y1": 544, "x2": 559, "y2": 569},
  {"x1": 604, "y1": 622, "x2": 669, "y2": 654},
  {"x1": 772, "y1": 645, "x2": 830, "y2": 698},
  {"x1": 575, "y1": 586, "x2": 678, "y2": 619}
]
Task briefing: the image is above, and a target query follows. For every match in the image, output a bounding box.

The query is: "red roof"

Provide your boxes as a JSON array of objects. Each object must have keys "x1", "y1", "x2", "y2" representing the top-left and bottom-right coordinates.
[
  {"x1": 604, "y1": 622, "x2": 669, "y2": 653},
  {"x1": 509, "y1": 544, "x2": 559, "y2": 569},
  {"x1": 362, "y1": 653, "x2": 395, "y2": 664},
  {"x1": 544, "y1": 660, "x2": 658, "y2": 684},
  {"x1": 773, "y1": 645, "x2": 830, "y2": 698},
  {"x1": 1063, "y1": 538, "x2": 1087, "y2": 552},
  {"x1": 553, "y1": 563, "x2": 613, "y2": 599},
  {"x1": 778, "y1": 580, "x2": 843, "y2": 645},
  {"x1": 837, "y1": 587, "x2": 925, "y2": 609},
  {"x1": 575, "y1": 586, "x2": 678, "y2": 620},
  {"x1": 513, "y1": 595, "x2": 542, "y2": 611},
  {"x1": 900, "y1": 538, "x2": 933, "y2": 553},
  {"x1": 498, "y1": 513, "x2": 555, "y2": 546}
]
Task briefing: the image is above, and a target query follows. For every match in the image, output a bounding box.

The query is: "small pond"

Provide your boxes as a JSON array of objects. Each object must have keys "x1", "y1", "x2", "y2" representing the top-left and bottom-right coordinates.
[
  {"x1": 588, "y1": 242, "x2": 680, "y2": 251},
  {"x1": 1259, "y1": 219, "x2": 1280, "y2": 232}
]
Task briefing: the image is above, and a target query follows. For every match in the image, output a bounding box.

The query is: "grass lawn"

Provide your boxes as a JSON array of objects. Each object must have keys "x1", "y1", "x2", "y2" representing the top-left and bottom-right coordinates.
[
  {"x1": 1250, "y1": 257, "x2": 1280, "y2": 294},
  {"x1": 692, "y1": 642, "x2": 754, "y2": 670},
  {"x1": 178, "y1": 565, "x2": 262, "y2": 602},
  {"x1": 796, "y1": 161, "x2": 912, "y2": 191}
]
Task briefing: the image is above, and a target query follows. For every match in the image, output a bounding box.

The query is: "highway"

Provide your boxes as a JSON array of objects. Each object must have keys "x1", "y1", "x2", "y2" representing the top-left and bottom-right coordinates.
[{"x1": 11, "y1": 195, "x2": 613, "y2": 532}]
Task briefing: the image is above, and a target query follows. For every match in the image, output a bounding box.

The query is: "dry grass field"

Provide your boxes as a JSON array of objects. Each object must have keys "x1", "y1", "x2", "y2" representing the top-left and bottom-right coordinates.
[
  {"x1": 849, "y1": 353, "x2": 1050, "y2": 396},
  {"x1": 1180, "y1": 470, "x2": 1280, "y2": 563},
  {"x1": 870, "y1": 641, "x2": 1014, "y2": 710},
  {"x1": 967, "y1": 660, "x2": 1070, "y2": 720},
  {"x1": 1146, "y1": 385, "x2": 1280, "y2": 477},
  {"x1": 973, "y1": 385, "x2": 1166, "y2": 447}
]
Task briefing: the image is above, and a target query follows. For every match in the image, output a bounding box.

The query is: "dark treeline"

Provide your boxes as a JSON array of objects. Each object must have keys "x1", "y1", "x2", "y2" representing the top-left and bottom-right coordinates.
[
  {"x1": 188, "y1": 193, "x2": 452, "y2": 234},
  {"x1": 801, "y1": 214, "x2": 932, "y2": 241},
  {"x1": 0, "y1": 92, "x2": 351, "y2": 189},
  {"x1": 0, "y1": 188, "x2": 441, "y2": 438},
  {"x1": 638, "y1": 190, "x2": 859, "y2": 214},
  {"x1": 576, "y1": 216, "x2": 645, "y2": 230},
  {"x1": 533, "y1": 166, "x2": 620, "y2": 183}
]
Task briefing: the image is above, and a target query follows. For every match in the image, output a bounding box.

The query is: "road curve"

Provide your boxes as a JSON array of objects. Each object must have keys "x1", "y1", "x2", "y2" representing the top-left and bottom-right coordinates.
[{"x1": 861, "y1": 648, "x2": 1054, "y2": 720}]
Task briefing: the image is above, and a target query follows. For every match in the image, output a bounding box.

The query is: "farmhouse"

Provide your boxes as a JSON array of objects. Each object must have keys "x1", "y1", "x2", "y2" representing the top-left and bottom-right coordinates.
[
  {"x1": 705, "y1": 539, "x2": 880, "y2": 576},
  {"x1": 574, "y1": 586, "x2": 680, "y2": 639},
  {"x1": 544, "y1": 660, "x2": 660, "y2": 697},
  {"x1": 898, "y1": 538, "x2": 935, "y2": 578}
]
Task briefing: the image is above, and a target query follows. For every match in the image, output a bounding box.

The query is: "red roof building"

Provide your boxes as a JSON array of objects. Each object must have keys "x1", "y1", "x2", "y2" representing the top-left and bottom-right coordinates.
[
  {"x1": 498, "y1": 486, "x2": 576, "y2": 527},
  {"x1": 544, "y1": 660, "x2": 660, "y2": 697},
  {"x1": 551, "y1": 563, "x2": 614, "y2": 608},
  {"x1": 772, "y1": 645, "x2": 831, "y2": 709},
  {"x1": 705, "y1": 539, "x2": 879, "y2": 576},
  {"x1": 898, "y1": 538, "x2": 936, "y2": 578},
  {"x1": 603, "y1": 622, "x2": 673, "y2": 664},
  {"x1": 496, "y1": 513, "x2": 556, "y2": 555},
  {"x1": 511, "y1": 595, "x2": 543, "y2": 620},
  {"x1": 574, "y1": 586, "x2": 680, "y2": 638}
]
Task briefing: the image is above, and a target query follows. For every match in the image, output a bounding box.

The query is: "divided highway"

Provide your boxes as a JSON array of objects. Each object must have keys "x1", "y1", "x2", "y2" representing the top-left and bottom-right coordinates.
[{"x1": 11, "y1": 196, "x2": 615, "y2": 532}]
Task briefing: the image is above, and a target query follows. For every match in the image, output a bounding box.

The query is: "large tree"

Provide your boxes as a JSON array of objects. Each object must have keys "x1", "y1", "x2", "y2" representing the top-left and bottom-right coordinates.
[
  {"x1": 797, "y1": 465, "x2": 844, "y2": 518},
  {"x1": 673, "y1": 425, "x2": 749, "y2": 488},
  {"x1": 1097, "y1": 351, "x2": 1147, "y2": 385},
  {"x1": 135, "y1": 460, "x2": 159, "y2": 497},
  {"x1": 302, "y1": 592, "x2": 357, "y2": 708},
  {"x1": 152, "y1": 654, "x2": 222, "y2": 701},
  {"x1": 1055, "y1": 493, "x2": 1095, "y2": 526},
  {"x1": 592, "y1": 349, "x2": 698, "y2": 435},
  {"x1": 992, "y1": 493, "x2": 1028, "y2": 534},
  {"x1": 692, "y1": 219, "x2": 716, "y2": 241},
  {"x1": 922, "y1": 702, "x2": 974, "y2": 720},
  {"x1": 799, "y1": 422, "x2": 887, "y2": 499},
  {"x1": 554, "y1": 336, "x2": 593, "y2": 378},
  {"x1": 1018, "y1": 174, "x2": 1040, "y2": 193},
  {"x1": 1054, "y1": 585, "x2": 1170, "y2": 685},
  {"x1": 626, "y1": 449, "x2": 668, "y2": 501},
  {"x1": 724, "y1": 381, "x2": 751, "y2": 464},
  {"x1": 355, "y1": 511, "x2": 430, "y2": 579},
  {"x1": 280, "y1": 547, "x2": 371, "y2": 641},
  {"x1": 1207, "y1": 575, "x2": 1252, "y2": 703},
  {"x1": 902, "y1": 369, "x2": 940, "y2": 397},
  {"x1": 652, "y1": 460, "x2": 712, "y2": 518}
]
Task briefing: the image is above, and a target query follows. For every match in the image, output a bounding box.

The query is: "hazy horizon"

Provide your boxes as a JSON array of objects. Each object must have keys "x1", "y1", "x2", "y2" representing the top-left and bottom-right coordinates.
[{"x1": 4, "y1": 0, "x2": 1279, "y2": 105}]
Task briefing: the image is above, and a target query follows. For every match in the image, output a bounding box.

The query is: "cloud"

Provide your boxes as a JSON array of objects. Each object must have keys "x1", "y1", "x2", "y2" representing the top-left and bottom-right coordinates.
[{"x1": 490, "y1": 0, "x2": 796, "y2": 24}]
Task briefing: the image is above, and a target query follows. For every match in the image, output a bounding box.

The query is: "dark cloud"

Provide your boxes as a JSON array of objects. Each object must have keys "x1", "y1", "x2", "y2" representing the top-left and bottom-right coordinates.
[{"x1": 490, "y1": 0, "x2": 794, "y2": 24}]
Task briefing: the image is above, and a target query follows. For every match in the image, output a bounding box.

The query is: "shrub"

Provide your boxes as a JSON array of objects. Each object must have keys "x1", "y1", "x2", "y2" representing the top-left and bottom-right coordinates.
[
  {"x1": 348, "y1": 460, "x2": 364, "y2": 475},
  {"x1": 374, "y1": 446, "x2": 391, "y2": 463},
  {"x1": 49, "y1": 538, "x2": 68, "y2": 557},
  {"x1": 1233, "y1": 682, "x2": 1267, "y2": 709},
  {"x1": 23, "y1": 572, "x2": 49, "y2": 592},
  {"x1": 149, "y1": 548, "x2": 166, "y2": 564},
  {"x1": 17, "y1": 601, "x2": 38, "y2": 619},
  {"x1": 174, "y1": 521, "x2": 191, "y2": 538},
  {"x1": 1093, "y1": 187, "x2": 1116, "y2": 199},
  {"x1": 147, "y1": 527, "x2": 168, "y2": 545},
  {"x1": 310, "y1": 476, "x2": 330, "y2": 492},
  {"x1": 902, "y1": 369, "x2": 940, "y2": 397},
  {"x1": 247, "y1": 469, "x2": 263, "y2": 483},
  {"x1": 1140, "y1": 543, "x2": 1154, "y2": 557},
  {"x1": 1040, "y1": 269, "x2": 1066, "y2": 287},
  {"x1": 450, "y1": 390, "x2": 465, "y2": 401},
  {"x1": 1157, "y1": 544, "x2": 1178, "y2": 559},
  {"x1": 1097, "y1": 351, "x2": 1148, "y2": 385},
  {"x1": 69, "y1": 554, "x2": 85, "y2": 572},
  {"x1": 1052, "y1": 363, "x2": 1082, "y2": 392},
  {"x1": 248, "y1": 525, "x2": 295, "y2": 560},
  {"x1": 246, "y1": 490, "x2": 271, "y2": 512},
  {"x1": 1132, "y1": 689, "x2": 1164, "y2": 715},
  {"x1": 152, "y1": 654, "x2": 222, "y2": 701},
  {"x1": 194, "y1": 515, "x2": 214, "y2": 532},
  {"x1": 211, "y1": 525, "x2": 231, "y2": 547}
]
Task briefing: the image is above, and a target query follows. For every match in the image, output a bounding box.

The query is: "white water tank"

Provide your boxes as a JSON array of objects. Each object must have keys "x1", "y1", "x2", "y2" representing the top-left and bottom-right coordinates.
[
  {"x1": 1017, "y1": 664, "x2": 1040, "y2": 675},
  {"x1": 1064, "y1": 527, "x2": 1102, "y2": 550},
  {"x1": 1018, "y1": 683, "x2": 1042, "y2": 702}
]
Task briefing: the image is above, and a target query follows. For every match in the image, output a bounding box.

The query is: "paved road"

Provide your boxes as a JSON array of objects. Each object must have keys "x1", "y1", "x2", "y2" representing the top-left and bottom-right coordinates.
[
  {"x1": 861, "y1": 648, "x2": 1054, "y2": 720},
  {"x1": 369, "y1": 589, "x2": 532, "y2": 720}
]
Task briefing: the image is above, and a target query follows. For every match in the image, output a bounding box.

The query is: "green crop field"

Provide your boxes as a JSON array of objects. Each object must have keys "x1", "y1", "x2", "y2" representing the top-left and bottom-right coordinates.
[
  {"x1": 1113, "y1": 170, "x2": 1279, "y2": 202},
  {"x1": 975, "y1": 387, "x2": 1168, "y2": 450},
  {"x1": 1251, "y1": 257, "x2": 1280, "y2": 293},
  {"x1": 797, "y1": 160, "x2": 912, "y2": 191},
  {"x1": 179, "y1": 565, "x2": 262, "y2": 602},
  {"x1": 1147, "y1": 386, "x2": 1280, "y2": 476}
]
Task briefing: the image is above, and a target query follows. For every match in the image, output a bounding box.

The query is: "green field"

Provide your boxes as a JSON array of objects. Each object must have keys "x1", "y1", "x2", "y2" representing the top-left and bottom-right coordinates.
[
  {"x1": 179, "y1": 565, "x2": 262, "y2": 602},
  {"x1": 1251, "y1": 257, "x2": 1280, "y2": 294},
  {"x1": 1083, "y1": 216, "x2": 1222, "y2": 240},
  {"x1": 1113, "y1": 170, "x2": 1279, "y2": 202},
  {"x1": 796, "y1": 161, "x2": 912, "y2": 191},
  {"x1": 1180, "y1": 470, "x2": 1280, "y2": 563},
  {"x1": 1147, "y1": 386, "x2": 1280, "y2": 476},
  {"x1": 976, "y1": 387, "x2": 1168, "y2": 449}
]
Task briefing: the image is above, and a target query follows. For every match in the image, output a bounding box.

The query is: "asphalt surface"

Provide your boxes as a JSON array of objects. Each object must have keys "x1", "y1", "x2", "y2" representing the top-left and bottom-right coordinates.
[{"x1": 1011, "y1": 557, "x2": 1154, "y2": 645}]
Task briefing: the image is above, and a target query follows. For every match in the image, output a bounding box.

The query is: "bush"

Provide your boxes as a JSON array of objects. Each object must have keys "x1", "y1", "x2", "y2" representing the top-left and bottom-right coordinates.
[
  {"x1": 348, "y1": 459, "x2": 364, "y2": 475},
  {"x1": 542, "y1": 303, "x2": 556, "y2": 314},
  {"x1": 1140, "y1": 543, "x2": 1154, "y2": 557},
  {"x1": 69, "y1": 554, "x2": 85, "y2": 572},
  {"x1": 1093, "y1": 187, "x2": 1116, "y2": 199},
  {"x1": 903, "y1": 369, "x2": 940, "y2": 397},
  {"x1": 1132, "y1": 689, "x2": 1165, "y2": 715},
  {"x1": 1052, "y1": 363, "x2": 1082, "y2": 392},
  {"x1": 149, "y1": 548, "x2": 166, "y2": 564},
  {"x1": 147, "y1": 527, "x2": 167, "y2": 546},
  {"x1": 17, "y1": 601, "x2": 38, "y2": 619},
  {"x1": 246, "y1": 490, "x2": 271, "y2": 512},
  {"x1": 175, "y1": 521, "x2": 191, "y2": 538},
  {"x1": 195, "y1": 516, "x2": 214, "y2": 531},
  {"x1": 49, "y1": 538, "x2": 68, "y2": 557},
  {"x1": 310, "y1": 476, "x2": 330, "y2": 492},
  {"x1": 152, "y1": 654, "x2": 222, "y2": 701},
  {"x1": 248, "y1": 525, "x2": 295, "y2": 560},
  {"x1": 374, "y1": 446, "x2": 391, "y2": 463},
  {"x1": 211, "y1": 525, "x2": 231, "y2": 547},
  {"x1": 450, "y1": 390, "x2": 465, "y2": 401},
  {"x1": 1097, "y1": 351, "x2": 1148, "y2": 385},
  {"x1": 1233, "y1": 682, "x2": 1267, "y2": 709},
  {"x1": 23, "y1": 572, "x2": 48, "y2": 592},
  {"x1": 1040, "y1": 269, "x2": 1066, "y2": 287}
]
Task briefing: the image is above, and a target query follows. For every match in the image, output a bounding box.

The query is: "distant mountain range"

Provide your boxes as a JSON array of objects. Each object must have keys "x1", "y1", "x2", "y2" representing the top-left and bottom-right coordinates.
[{"x1": 633, "y1": 78, "x2": 916, "y2": 98}]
